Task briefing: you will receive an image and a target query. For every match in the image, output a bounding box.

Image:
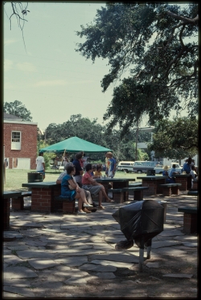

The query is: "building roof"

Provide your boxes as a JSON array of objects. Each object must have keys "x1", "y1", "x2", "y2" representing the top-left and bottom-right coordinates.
[{"x1": 4, "y1": 113, "x2": 22, "y2": 121}]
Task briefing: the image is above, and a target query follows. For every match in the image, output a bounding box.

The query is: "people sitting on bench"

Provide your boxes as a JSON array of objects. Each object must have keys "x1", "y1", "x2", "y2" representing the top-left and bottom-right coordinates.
[
  {"x1": 56, "y1": 163, "x2": 94, "y2": 213},
  {"x1": 190, "y1": 165, "x2": 198, "y2": 189},
  {"x1": 162, "y1": 165, "x2": 175, "y2": 183},
  {"x1": 60, "y1": 165, "x2": 93, "y2": 214},
  {"x1": 82, "y1": 163, "x2": 114, "y2": 209}
]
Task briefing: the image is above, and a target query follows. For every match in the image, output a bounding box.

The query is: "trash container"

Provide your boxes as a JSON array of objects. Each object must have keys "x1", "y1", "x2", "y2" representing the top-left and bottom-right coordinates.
[
  {"x1": 28, "y1": 172, "x2": 43, "y2": 183},
  {"x1": 112, "y1": 200, "x2": 164, "y2": 248},
  {"x1": 147, "y1": 169, "x2": 155, "y2": 176}
]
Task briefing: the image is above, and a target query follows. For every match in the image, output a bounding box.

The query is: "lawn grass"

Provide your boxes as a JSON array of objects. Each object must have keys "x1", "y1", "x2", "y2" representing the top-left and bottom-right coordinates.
[{"x1": 3, "y1": 169, "x2": 145, "y2": 191}]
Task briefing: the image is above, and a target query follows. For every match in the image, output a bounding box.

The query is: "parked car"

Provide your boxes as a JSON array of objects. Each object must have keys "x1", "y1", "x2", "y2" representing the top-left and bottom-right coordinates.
[
  {"x1": 133, "y1": 161, "x2": 158, "y2": 174},
  {"x1": 117, "y1": 161, "x2": 134, "y2": 173},
  {"x1": 154, "y1": 163, "x2": 183, "y2": 174}
]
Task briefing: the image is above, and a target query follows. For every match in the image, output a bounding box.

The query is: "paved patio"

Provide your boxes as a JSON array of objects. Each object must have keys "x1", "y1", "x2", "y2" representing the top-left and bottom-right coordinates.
[{"x1": 3, "y1": 192, "x2": 198, "y2": 298}]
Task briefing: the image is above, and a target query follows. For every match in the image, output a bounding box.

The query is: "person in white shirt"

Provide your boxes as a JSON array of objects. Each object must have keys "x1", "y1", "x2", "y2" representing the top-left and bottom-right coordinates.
[{"x1": 36, "y1": 152, "x2": 45, "y2": 179}]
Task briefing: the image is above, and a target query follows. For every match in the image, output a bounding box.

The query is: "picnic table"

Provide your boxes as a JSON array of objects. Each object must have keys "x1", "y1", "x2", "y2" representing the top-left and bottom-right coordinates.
[
  {"x1": 137, "y1": 176, "x2": 166, "y2": 196},
  {"x1": 22, "y1": 181, "x2": 61, "y2": 212},
  {"x1": 96, "y1": 177, "x2": 135, "y2": 201},
  {"x1": 174, "y1": 174, "x2": 192, "y2": 191}
]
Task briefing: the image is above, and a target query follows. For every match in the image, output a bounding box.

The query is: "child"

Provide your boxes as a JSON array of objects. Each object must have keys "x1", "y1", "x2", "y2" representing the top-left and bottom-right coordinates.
[{"x1": 93, "y1": 164, "x2": 102, "y2": 178}]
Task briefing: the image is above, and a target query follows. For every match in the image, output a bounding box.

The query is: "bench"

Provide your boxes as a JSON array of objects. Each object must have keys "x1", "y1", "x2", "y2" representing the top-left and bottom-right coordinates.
[
  {"x1": 54, "y1": 196, "x2": 76, "y2": 213},
  {"x1": 110, "y1": 188, "x2": 125, "y2": 203},
  {"x1": 129, "y1": 182, "x2": 142, "y2": 187},
  {"x1": 159, "y1": 183, "x2": 182, "y2": 196},
  {"x1": 188, "y1": 190, "x2": 198, "y2": 196},
  {"x1": 178, "y1": 207, "x2": 197, "y2": 234},
  {"x1": 111, "y1": 186, "x2": 149, "y2": 203},
  {"x1": 3, "y1": 191, "x2": 22, "y2": 230},
  {"x1": 122, "y1": 186, "x2": 149, "y2": 201},
  {"x1": 192, "y1": 179, "x2": 198, "y2": 190},
  {"x1": 12, "y1": 191, "x2": 32, "y2": 210}
]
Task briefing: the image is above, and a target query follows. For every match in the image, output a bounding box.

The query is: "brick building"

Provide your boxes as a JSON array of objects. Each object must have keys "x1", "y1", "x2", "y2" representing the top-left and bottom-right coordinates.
[{"x1": 3, "y1": 113, "x2": 38, "y2": 170}]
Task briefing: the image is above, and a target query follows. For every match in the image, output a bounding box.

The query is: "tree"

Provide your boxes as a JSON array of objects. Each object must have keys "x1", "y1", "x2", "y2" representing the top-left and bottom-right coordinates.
[
  {"x1": 76, "y1": 3, "x2": 198, "y2": 132},
  {"x1": 4, "y1": 2, "x2": 30, "y2": 50},
  {"x1": 3, "y1": 100, "x2": 32, "y2": 121},
  {"x1": 44, "y1": 114, "x2": 149, "y2": 162},
  {"x1": 4, "y1": 2, "x2": 30, "y2": 30},
  {"x1": 147, "y1": 117, "x2": 198, "y2": 160}
]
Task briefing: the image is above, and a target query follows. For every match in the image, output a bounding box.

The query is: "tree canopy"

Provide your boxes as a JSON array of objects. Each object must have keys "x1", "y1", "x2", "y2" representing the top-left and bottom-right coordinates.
[
  {"x1": 76, "y1": 3, "x2": 198, "y2": 133},
  {"x1": 44, "y1": 114, "x2": 150, "y2": 161},
  {"x1": 3, "y1": 100, "x2": 32, "y2": 121},
  {"x1": 147, "y1": 117, "x2": 198, "y2": 160}
]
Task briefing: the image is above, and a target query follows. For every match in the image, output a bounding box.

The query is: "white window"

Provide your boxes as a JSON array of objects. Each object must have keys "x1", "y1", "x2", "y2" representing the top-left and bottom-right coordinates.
[{"x1": 11, "y1": 131, "x2": 21, "y2": 150}]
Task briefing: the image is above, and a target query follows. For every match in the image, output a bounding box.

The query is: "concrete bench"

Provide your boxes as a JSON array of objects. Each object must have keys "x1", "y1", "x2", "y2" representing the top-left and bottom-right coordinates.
[
  {"x1": 129, "y1": 182, "x2": 142, "y2": 187},
  {"x1": 188, "y1": 190, "x2": 198, "y2": 196},
  {"x1": 12, "y1": 191, "x2": 32, "y2": 210},
  {"x1": 192, "y1": 179, "x2": 198, "y2": 190},
  {"x1": 159, "y1": 183, "x2": 182, "y2": 196},
  {"x1": 110, "y1": 188, "x2": 125, "y2": 203},
  {"x1": 54, "y1": 196, "x2": 75, "y2": 213},
  {"x1": 111, "y1": 186, "x2": 149, "y2": 203},
  {"x1": 3, "y1": 191, "x2": 22, "y2": 230},
  {"x1": 178, "y1": 206, "x2": 197, "y2": 234},
  {"x1": 122, "y1": 186, "x2": 149, "y2": 201}
]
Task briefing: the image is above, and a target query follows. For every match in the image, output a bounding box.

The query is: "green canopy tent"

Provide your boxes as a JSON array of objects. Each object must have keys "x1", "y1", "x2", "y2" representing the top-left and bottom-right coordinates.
[{"x1": 39, "y1": 136, "x2": 112, "y2": 153}]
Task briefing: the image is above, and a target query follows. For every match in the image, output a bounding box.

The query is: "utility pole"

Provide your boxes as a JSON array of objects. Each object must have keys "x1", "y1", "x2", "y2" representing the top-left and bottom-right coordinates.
[{"x1": 135, "y1": 120, "x2": 139, "y2": 160}]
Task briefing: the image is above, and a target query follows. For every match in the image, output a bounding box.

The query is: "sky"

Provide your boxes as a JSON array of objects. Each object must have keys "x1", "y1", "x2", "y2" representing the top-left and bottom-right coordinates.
[
  {"x1": 4, "y1": 2, "x2": 125, "y2": 131},
  {"x1": 3, "y1": 2, "x2": 193, "y2": 132}
]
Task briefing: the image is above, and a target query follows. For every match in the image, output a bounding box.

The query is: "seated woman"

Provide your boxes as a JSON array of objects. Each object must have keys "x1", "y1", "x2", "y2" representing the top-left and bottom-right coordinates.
[
  {"x1": 60, "y1": 165, "x2": 93, "y2": 214},
  {"x1": 82, "y1": 163, "x2": 114, "y2": 209},
  {"x1": 168, "y1": 164, "x2": 179, "y2": 183},
  {"x1": 56, "y1": 162, "x2": 95, "y2": 212}
]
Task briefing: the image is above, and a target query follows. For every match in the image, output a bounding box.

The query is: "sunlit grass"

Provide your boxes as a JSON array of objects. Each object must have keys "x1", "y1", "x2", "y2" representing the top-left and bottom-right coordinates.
[
  {"x1": 3, "y1": 169, "x2": 61, "y2": 191},
  {"x1": 3, "y1": 169, "x2": 145, "y2": 191}
]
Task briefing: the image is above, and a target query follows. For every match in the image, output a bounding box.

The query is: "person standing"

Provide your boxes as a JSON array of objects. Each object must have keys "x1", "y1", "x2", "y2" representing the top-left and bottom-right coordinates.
[
  {"x1": 106, "y1": 152, "x2": 116, "y2": 178},
  {"x1": 36, "y1": 152, "x2": 45, "y2": 179},
  {"x1": 182, "y1": 157, "x2": 192, "y2": 174}
]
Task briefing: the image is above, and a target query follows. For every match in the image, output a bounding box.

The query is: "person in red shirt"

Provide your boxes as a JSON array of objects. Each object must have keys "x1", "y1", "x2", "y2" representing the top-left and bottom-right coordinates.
[{"x1": 82, "y1": 163, "x2": 114, "y2": 209}]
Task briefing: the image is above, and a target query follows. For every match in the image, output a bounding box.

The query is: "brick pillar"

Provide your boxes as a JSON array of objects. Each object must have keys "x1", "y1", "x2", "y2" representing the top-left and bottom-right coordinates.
[
  {"x1": 63, "y1": 201, "x2": 75, "y2": 213},
  {"x1": 183, "y1": 213, "x2": 197, "y2": 233},
  {"x1": 142, "y1": 181, "x2": 156, "y2": 196},
  {"x1": 172, "y1": 186, "x2": 179, "y2": 195},
  {"x1": 156, "y1": 178, "x2": 166, "y2": 194},
  {"x1": 4, "y1": 198, "x2": 10, "y2": 230},
  {"x1": 112, "y1": 192, "x2": 124, "y2": 203},
  {"x1": 31, "y1": 188, "x2": 52, "y2": 212},
  {"x1": 134, "y1": 190, "x2": 143, "y2": 200},
  {"x1": 175, "y1": 178, "x2": 187, "y2": 191},
  {"x1": 12, "y1": 197, "x2": 24, "y2": 210},
  {"x1": 51, "y1": 185, "x2": 63, "y2": 212},
  {"x1": 163, "y1": 187, "x2": 171, "y2": 196}
]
